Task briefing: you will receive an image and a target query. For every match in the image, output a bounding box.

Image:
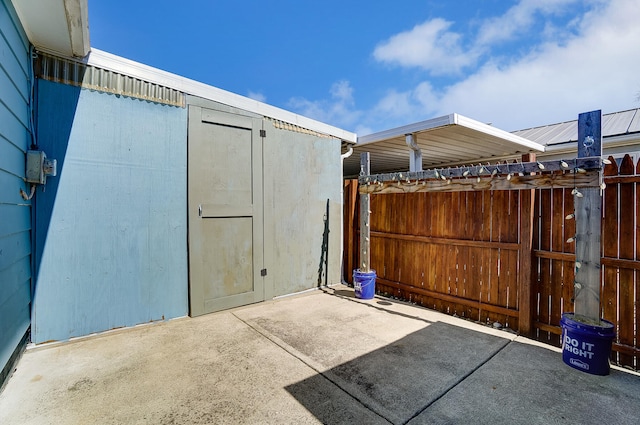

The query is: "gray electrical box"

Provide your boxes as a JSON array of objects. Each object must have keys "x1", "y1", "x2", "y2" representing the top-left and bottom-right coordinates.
[{"x1": 26, "y1": 150, "x2": 57, "y2": 184}]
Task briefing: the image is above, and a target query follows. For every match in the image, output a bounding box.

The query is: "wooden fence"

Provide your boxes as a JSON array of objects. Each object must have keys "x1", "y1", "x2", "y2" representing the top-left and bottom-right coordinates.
[{"x1": 344, "y1": 154, "x2": 639, "y2": 371}]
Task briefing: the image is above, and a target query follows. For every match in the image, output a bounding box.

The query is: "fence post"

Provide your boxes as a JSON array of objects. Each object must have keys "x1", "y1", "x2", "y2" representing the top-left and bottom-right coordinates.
[
  {"x1": 573, "y1": 110, "x2": 602, "y2": 322},
  {"x1": 359, "y1": 152, "x2": 371, "y2": 272},
  {"x1": 344, "y1": 180, "x2": 358, "y2": 283},
  {"x1": 518, "y1": 153, "x2": 536, "y2": 336}
]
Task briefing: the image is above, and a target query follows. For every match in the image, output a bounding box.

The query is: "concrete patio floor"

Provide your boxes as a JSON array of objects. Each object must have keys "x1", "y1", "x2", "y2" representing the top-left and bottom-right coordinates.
[{"x1": 1, "y1": 285, "x2": 639, "y2": 424}]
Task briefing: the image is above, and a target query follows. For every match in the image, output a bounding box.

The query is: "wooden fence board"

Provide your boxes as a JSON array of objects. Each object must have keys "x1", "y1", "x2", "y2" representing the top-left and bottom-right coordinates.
[
  {"x1": 618, "y1": 155, "x2": 635, "y2": 366},
  {"x1": 563, "y1": 188, "x2": 576, "y2": 254},
  {"x1": 601, "y1": 158, "x2": 619, "y2": 343},
  {"x1": 509, "y1": 190, "x2": 519, "y2": 242},
  {"x1": 540, "y1": 189, "x2": 552, "y2": 251},
  {"x1": 458, "y1": 246, "x2": 470, "y2": 318},
  {"x1": 548, "y1": 188, "x2": 565, "y2": 345},
  {"x1": 483, "y1": 191, "x2": 492, "y2": 242},
  {"x1": 453, "y1": 246, "x2": 467, "y2": 316},
  {"x1": 539, "y1": 257, "x2": 552, "y2": 342},
  {"x1": 488, "y1": 248, "x2": 501, "y2": 324},
  {"x1": 637, "y1": 159, "x2": 640, "y2": 370},
  {"x1": 434, "y1": 236, "x2": 446, "y2": 313},
  {"x1": 561, "y1": 259, "x2": 575, "y2": 317}
]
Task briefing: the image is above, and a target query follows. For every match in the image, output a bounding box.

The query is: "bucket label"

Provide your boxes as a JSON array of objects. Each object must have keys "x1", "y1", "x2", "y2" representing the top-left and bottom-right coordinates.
[
  {"x1": 563, "y1": 336, "x2": 595, "y2": 359},
  {"x1": 354, "y1": 281, "x2": 362, "y2": 292},
  {"x1": 570, "y1": 358, "x2": 589, "y2": 370}
]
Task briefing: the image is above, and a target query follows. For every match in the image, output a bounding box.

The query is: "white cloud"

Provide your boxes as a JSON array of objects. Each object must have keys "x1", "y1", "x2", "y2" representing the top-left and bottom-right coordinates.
[
  {"x1": 363, "y1": 0, "x2": 640, "y2": 132},
  {"x1": 369, "y1": 82, "x2": 439, "y2": 127},
  {"x1": 285, "y1": 1, "x2": 638, "y2": 135},
  {"x1": 475, "y1": 0, "x2": 581, "y2": 46},
  {"x1": 430, "y1": 0, "x2": 640, "y2": 130},
  {"x1": 287, "y1": 80, "x2": 363, "y2": 129},
  {"x1": 373, "y1": 19, "x2": 477, "y2": 75}
]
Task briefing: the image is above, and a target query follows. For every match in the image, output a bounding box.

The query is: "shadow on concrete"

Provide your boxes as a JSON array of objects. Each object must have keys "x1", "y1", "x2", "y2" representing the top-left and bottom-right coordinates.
[
  {"x1": 332, "y1": 289, "x2": 356, "y2": 298},
  {"x1": 286, "y1": 321, "x2": 640, "y2": 425},
  {"x1": 286, "y1": 322, "x2": 509, "y2": 425},
  {"x1": 320, "y1": 287, "x2": 436, "y2": 326}
]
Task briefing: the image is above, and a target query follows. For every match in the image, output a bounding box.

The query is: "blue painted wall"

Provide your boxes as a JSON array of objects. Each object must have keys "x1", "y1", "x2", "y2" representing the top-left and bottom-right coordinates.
[
  {"x1": 32, "y1": 80, "x2": 188, "y2": 343},
  {"x1": 0, "y1": 0, "x2": 32, "y2": 374}
]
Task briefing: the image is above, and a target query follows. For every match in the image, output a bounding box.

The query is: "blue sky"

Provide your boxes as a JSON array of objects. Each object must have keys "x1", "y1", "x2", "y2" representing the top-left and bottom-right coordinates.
[{"x1": 88, "y1": 0, "x2": 640, "y2": 135}]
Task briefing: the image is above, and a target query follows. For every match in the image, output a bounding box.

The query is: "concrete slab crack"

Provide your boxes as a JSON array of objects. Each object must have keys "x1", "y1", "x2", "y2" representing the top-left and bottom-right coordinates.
[
  {"x1": 232, "y1": 311, "x2": 394, "y2": 424},
  {"x1": 402, "y1": 339, "x2": 512, "y2": 425}
]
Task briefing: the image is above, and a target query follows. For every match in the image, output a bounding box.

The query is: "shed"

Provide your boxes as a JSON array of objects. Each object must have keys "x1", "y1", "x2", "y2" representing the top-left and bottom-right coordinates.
[
  {"x1": 30, "y1": 50, "x2": 355, "y2": 342},
  {"x1": 1, "y1": 0, "x2": 357, "y2": 371}
]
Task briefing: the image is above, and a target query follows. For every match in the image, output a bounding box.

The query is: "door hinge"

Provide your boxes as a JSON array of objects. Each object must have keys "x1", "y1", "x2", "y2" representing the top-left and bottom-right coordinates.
[
  {"x1": 261, "y1": 268, "x2": 267, "y2": 277},
  {"x1": 260, "y1": 129, "x2": 266, "y2": 137}
]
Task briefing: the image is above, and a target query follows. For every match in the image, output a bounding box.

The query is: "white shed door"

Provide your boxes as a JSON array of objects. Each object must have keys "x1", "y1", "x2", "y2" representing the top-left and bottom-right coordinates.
[{"x1": 188, "y1": 106, "x2": 264, "y2": 316}]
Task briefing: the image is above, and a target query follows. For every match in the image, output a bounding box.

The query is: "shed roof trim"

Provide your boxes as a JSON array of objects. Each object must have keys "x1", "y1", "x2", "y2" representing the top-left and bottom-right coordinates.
[{"x1": 87, "y1": 49, "x2": 357, "y2": 143}]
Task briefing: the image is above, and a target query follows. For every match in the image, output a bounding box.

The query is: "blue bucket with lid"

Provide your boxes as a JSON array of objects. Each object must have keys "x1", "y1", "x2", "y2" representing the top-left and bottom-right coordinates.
[
  {"x1": 560, "y1": 313, "x2": 615, "y2": 376},
  {"x1": 353, "y1": 269, "x2": 376, "y2": 299}
]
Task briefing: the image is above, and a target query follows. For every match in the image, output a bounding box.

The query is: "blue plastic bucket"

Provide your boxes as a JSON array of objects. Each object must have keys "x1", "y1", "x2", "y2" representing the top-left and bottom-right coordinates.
[
  {"x1": 560, "y1": 313, "x2": 615, "y2": 375},
  {"x1": 353, "y1": 269, "x2": 376, "y2": 299}
]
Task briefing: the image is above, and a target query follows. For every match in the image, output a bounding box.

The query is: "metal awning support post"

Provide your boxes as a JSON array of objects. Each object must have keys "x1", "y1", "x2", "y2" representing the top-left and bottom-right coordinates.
[
  {"x1": 359, "y1": 152, "x2": 371, "y2": 272},
  {"x1": 573, "y1": 110, "x2": 603, "y2": 323},
  {"x1": 406, "y1": 133, "x2": 422, "y2": 172}
]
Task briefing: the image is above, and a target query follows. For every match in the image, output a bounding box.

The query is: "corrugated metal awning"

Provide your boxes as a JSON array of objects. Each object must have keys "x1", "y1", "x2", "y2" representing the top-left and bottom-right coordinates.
[
  {"x1": 37, "y1": 53, "x2": 185, "y2": 107},
  {"x1": 344, "y1": 113, "x2": 545, "y2": 177},
  {"x1": 513, "y1": 108, "x2": 640, "y2": 148}
]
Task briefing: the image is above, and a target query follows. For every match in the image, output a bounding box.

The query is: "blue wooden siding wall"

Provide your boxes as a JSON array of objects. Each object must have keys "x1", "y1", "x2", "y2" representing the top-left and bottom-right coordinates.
[
  {"x1": 0, "y1": 0, "x2": 32, "y2": 374},
  {"x1": 32, "y1": 80, "x2": 188, "y2": 343}
]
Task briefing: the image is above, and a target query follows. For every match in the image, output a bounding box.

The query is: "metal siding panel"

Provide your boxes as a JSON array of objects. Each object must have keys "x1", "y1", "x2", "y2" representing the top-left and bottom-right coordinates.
[
  {"x1": 38, "y1": 53, "x2": 185, "y2": 107},
  {"x1": 513, "y1": 109, "x2": 640, "y2": 147},
  {"x1": 32, "y1": 80, "x2": 188, "y2": 343},
  {"x1": 263, "y1": 121, "x2": 342, "y2": 296},
  {"x1": 602, "y1": 109, "x2": 635, "y2": 135},
  {"x1": 0, "y1": 0, "x2": 31, "y2": 373},
  {"x1": 629, "y1": 110, "x2": 640, "y2": 133}
]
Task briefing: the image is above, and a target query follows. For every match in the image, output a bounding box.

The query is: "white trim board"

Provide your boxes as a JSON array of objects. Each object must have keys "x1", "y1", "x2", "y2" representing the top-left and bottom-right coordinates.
[{"x1": 87, "y1": 48, "x2": 357, "y2": 143}]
